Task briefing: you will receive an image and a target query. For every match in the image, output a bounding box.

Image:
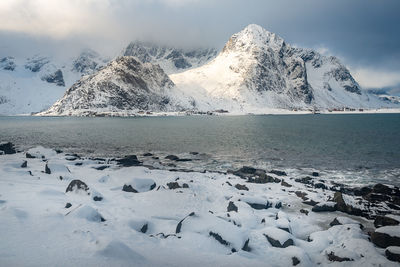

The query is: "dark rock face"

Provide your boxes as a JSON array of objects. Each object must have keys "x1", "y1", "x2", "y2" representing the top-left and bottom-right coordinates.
[
  {"x1": 235, "y1": 184, "x2": 249, "y2": 191},
  {"x1": 300, "y1": 209, "x2": 309, "y2": 215},
  {"x1": 165, "y1": 155, "x2": 179, "y2": 161},
  {"x1": 140, "y1": 223, "x2": 148, "y2": 233},
  {"x1": 175, "y1": 212, "x2": 195, "y2": 234},
  {"x1": 0, "y1": 57, "x2": 16, "y2": 71},
  {"x1": 209, "y1": 231, "x2": 230, "y2": 247},
  {"x1": 41, "y1": 69, "x2": 65, "y2": 86},
  {"x1": 93, "y1": 196, "x2": 103, "y2": 201},
  {"x1": 242, "y1": 239, "x2": 251, "y2": 252},
  {"x1": 374, "y1": 216, "x2": 400, "y2": 228},
  {"x1": 264, "y1": 234, "x2": 294, "y2": 248},
  {"x1": 281, "y1": 180, "x2": 292, "y2": 187},
  {"x1": 386, "y1": 247, "x2": 400, "y2": 262},
  {"x1": 21, "y1": 160, "x2": 27, "y2": 168},
  {"x1": 26, "y1": 152, "x2": 35, "y2": 158},
  {"x1": 66, "y1": 180, "x2": 89, "y2": 193},
  {"x1": 292, "y1": 257, "x2": 300, "y2": 266},
  {"x1": 333, "y1": 192, "x2": 363, "y2": 217},
  {"x1": 311, "y1": 172, "x2": 319, "y2": 177},
  {"x1": 44, "y1": 164, "x2": 51, "y2": 174},
  {"x1": 25, "y1": 56, "x2": 49, "y2": 72},
  {"x1": 312, "y1": 202, "x2": 337, "y2": 212},
  {"x1": 327, "y1": 251, "x2": 354, "y2": 262},
  {"x1": 122, "y1": 185, "x2": 138, "y2": 193},
  {"x1": 371, "y1": 230, "x2": 400, "y2": 248},
  {"x1": 167, "y1": 182, "x2": 181, "y2": 190},
  {"x1": 143, "y1": 153, "x2": 153, "y2": 157},
  {"x1": 227, "y1": 201, "x2": 238, "y2": 212},
  {"x1": 116, "y1": 155, "x2": 142, "y2": 167},
  {"x1": 65, "y1": 203, "x2": 72, "y2": 209},
  {"x1": 245, "y1": 201, "x2": 279, "y2": 210},
  {"x1": 0, "y1": 142, "x2": 16, "y2": 155}
]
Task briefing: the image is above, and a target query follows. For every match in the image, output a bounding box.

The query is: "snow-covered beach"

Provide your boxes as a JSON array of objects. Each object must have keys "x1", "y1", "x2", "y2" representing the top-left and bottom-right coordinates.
[{"x1": 1, "y1": 143, "x2": 399, "y2": 266}]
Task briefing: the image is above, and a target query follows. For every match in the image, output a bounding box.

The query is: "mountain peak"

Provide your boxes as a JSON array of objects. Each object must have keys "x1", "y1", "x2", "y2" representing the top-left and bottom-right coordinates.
[{"x1": 223, "y1": 24, "x2": 285, "y2": 53}]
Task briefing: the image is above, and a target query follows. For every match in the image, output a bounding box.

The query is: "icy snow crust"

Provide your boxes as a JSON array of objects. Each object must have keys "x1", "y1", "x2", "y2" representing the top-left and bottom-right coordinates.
[{"x1": 0, "y1": 147, "x2": 397, "y2": 266}]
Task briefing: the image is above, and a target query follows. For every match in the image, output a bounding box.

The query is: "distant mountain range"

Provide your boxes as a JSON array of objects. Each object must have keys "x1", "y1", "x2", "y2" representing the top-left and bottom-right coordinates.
[{"x1": 1, "y1": 24, "x2": 399, "y2": 116}]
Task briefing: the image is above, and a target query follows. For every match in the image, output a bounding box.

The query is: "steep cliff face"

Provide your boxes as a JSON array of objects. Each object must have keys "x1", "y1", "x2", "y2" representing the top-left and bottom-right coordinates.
[
  {"x1": 40, "y1": 56, "x2": 188, "y2": 116},
  {"x1": 171, "y1": 24, "x2": 374, "y2": 111}
]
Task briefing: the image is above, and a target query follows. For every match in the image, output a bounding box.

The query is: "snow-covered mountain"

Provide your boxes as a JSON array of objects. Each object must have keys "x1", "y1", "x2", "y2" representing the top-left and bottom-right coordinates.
[
  {"x1": 36, "y1": 25, "x2": 400, "y2": 116},
  {"x1": 39, "y1": 56, "x2": 189, "y2": 116},
  {"x1": 0, "y1": 49, "x2": 108, "y2": 115},
  {"x1": 123, "y1": 41, "x2": 218, "y2": 74},
  {"x1": 170, "y1": 24, "x2": 390, "y2": 112}
]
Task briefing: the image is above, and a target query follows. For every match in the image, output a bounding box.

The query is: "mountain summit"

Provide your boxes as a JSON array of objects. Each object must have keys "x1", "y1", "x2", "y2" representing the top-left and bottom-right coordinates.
[{"x1": 171, "y1": 24, "x2": 373, "y2": 112}]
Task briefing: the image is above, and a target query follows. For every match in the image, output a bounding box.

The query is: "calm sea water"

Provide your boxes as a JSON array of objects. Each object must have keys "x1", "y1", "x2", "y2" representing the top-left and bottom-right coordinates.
[{"x1": 1, "y1": 114, "x2": 399, "y2": 185}]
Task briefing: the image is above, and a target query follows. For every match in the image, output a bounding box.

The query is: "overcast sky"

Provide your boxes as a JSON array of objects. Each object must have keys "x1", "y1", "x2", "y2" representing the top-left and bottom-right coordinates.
[{"x1": 1, "y1": 0, "x2": 399, "y2": 91}]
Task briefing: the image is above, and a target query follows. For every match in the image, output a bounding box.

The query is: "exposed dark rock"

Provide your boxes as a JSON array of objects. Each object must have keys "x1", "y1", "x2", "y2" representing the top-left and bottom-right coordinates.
[
  {"x1": 295, "y1": 191, "x2": 308, "y2": 200},
  {"x1": 314, "y1": 183, "x2": 327, "y2": 190},
  {"x1": 189, "y1": 152, "x2": 199, "y2": 155},
  {"x1": 327, "y1": 251, "x2": 354, "y2": 262},
  {"x1": 292, "y1": 256, "x2": 300, "y2": 266},
  {"x1": 143, "y1": 153, "x2": 153, "y2": 156},
  {"x1": 295, "y1": 176, "x2": 313, "y2": 185},
  {"x1": 75, "y1": 162, "x2": 83, "y2": 166},
  {"x1": 165, "y1": 155, "x2": 179, "y2": 161},
  {"x1": 66, "y1": 180, "x2": 89, "y2": 193},
  {"x1": 45, "y1": 164, "x2": 51, "y2": 174},
  {"x1": 167, "y1": 182, "x2": 181, "y2": 189},
  {"x1": 281, "y1": 180, "x2": 292, "y2": 187},
  {"x1": 227, "y1": 201, "x2": 238, "y2": 212},
  {"x1": 371, "y1": 230, "x2": 400, "y2": 248},
  {"x1": 312, "y1": 172, "x2": 319, "y2": 177},
  {"x1": 303, "y1": 200, "x2": 318, "y2": 206},
  {"x1": 373, "y1": 183, "x2": 393, "y2": 195},
  {"x1": 246, "y1": 202, "x2": 273, "y2": 210},
  {"x1": 65, "y1": 203, "x2": 72, "y2": 208},
  {"x1": 235, "y1": 184, "x2": 249, "y2": 191},
  {"x1": 116, "y1": 155, "x2": 142, "y2": 167},
  {"x1": 0, "y1": 142, "x2": 16, "y2": 155},
  {"x1": 122, "y1": 184, "x2": 138, "y2": 193},
  {"x1": 93, "y1": 165, "x2": 109, "y2": 170},
  {"x1": 182, "y1": 183, "x2": 189, "y2": 188},
  {"x1": 175, "y1": 212, "x2": 195, "y2": 234},
  {"x1": 41, "y1": 69, "x2": 65, "y2": 86},
  {"x1": 248, "y1": 175, "x2": 280, "y2": 184},
  {"x1": 386, "y1": 247, "x2": 400, "y2": 262},
  {"x1": 300, "y1": 209, "x2": 309, "y2": 215},
  {"x1": 26, "y1": 152, "x2": 35, "y2": 158},
  {"x1": 374, "y1": 215, "x2": 400, "y2": 228},
  {"x1": 93, "y1": 196, "x2": 103, "y2": 201},
  {"x1": 333, "y1": 192, "x2": 364, "y2": 217},
  {"x1": 269, "y1": 170, "x2": 287, "y2": 176},
  {"x1": 209, "y1": 231, "x2": 230, "y2": 247},
  {"x1": 242, "y1": 239, "x2": 251, "y2": 252},
  {"x1": 21, "y1": 161, "x2": 27, "y2": 168},
  {"x1": 176, "y1": 158, "x2": 192, "y2": 162},
  {"x1": 264, "y1": 234, "x2": 294, "y2": 248},
  {"x1": 140, "y1": 223, "x2": 148, "y2": 233},
  {"x1": 312, "y1": 202, "x2": 337, "y2": 212}
]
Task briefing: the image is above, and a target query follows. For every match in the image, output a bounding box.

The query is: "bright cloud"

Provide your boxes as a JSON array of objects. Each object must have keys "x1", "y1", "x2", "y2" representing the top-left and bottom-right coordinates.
[{"x1": 351, "y1": 68, "x2": 400, "y2": 89}]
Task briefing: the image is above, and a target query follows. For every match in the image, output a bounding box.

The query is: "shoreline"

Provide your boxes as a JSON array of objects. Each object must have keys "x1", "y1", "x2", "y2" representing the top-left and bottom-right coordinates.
[
  {"x1": 1, "y1": 108, "x2": 400, "y2": 117},
  {"x1": 1, "y1": 142, "x2": 399, "y2": 266}
]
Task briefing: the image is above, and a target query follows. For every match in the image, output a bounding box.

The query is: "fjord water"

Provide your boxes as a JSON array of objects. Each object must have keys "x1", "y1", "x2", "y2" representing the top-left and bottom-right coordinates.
[{"x1": 1, "y1": 114, "x2": 399, "y2": 185}]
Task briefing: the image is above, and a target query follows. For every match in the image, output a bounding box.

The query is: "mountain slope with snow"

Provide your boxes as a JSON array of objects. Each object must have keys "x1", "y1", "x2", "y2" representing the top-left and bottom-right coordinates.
[
  {"x1": 40, "y1": 56, "x2": 191, "y2": 116},
  {"x1": 171, "y1": 24, "x2": 391, "y2": 112},
  {"x1": 123, "y1": 41, "x2": 218, "y2": 74},
  {"x1": 0, "y1": 49, "x2": 108, "y2": 115}
]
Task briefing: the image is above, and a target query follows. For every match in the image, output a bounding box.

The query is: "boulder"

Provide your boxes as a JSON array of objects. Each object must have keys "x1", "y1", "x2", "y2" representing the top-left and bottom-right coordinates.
[
  {"x1": 122, "y1": 185, "x2": 138, "y2": 193},
  {"x1": 227, "y1": 201, "x2": 238, "y2": 212},
  {"x1": 374, "y1": 215, "x2": 400, "y2": 228},
  {"x1": 327, "y1": 251, "x2": 353, "y2": 262},
  {"x1": 281, "y1": 180, "x2": 292, "y2": 187},
  {"x1": 165, "y1": 155, "x2": 179, "y2": 161},
  {"x1": 312, "y1": 201, "x2": 337, "y2": 212},
  {"x1": 292, "y1": 257, "x2": 300, "y2": 266},
  {"x1": 116, "y1": 155, "x2": 142, "y2": 167},
  {"x1": 66, "y1": 180, "x2": 89, "y2": 194},
  {"x1": 263, "y1": 228, "x2": 294, "y2": 248},
  {"x1": 21, "y1": 160, "x2": 27, "y2": 168},
  {"x1": 44, "y1": 163, "x2": 51, "y2": 174},
  {"x1": 234, "y1": 184, "x2": 249, "y2": 191},
  {"x1": 0, "y1": 142, "x2": 16, "y2": 154},
  {"x1": 371, "y1": 226, "x2": 400, "y2": 248},
  {"x1": 333, "y1": 192, "x2": 364, "y2": 216},
  {"x1": 386, "y1": 246, "x2": 400, "y2": 262},
  {"x1": 269, "y1": 170, "x2": 287, "y2": 176},
  {"x1": 167, "y1": 182, "x2": 181, "y2": 189}
]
